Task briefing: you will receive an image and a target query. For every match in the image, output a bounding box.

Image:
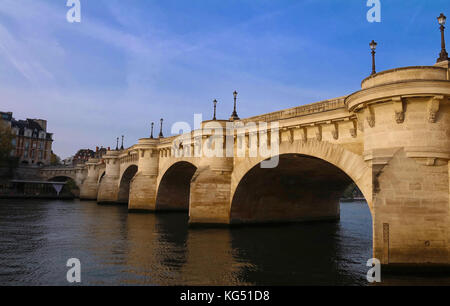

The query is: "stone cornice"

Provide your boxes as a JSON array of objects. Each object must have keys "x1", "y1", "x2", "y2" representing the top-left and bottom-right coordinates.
[
  {"x1": 346, "y1": 80, "x2": 450, "y2": 112},
  {"x1": 361, "y1": 66, "x2": 447, "y2": 88}
]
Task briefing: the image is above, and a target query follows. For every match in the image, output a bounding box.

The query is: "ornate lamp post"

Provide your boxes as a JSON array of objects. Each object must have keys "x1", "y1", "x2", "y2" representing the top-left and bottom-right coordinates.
[
  {"x1": 370, "y1": 40, "x2": 378, "y2": 75},
  {"x1": 213, "y1": 99, "x2": 218, "y2": 120},
  {"x1": 159, "y1": 118, "x2": 164, "y2": 138},
  {"x1": 437, "y1": 13, "x2": 448, "y2": 63},
  {"x1": 230, "y1": 91, "x2": 240, "y2": 121},
  {"x1": 150, "y1": 122, "x2": 154, "y2": 139},
  {"x1": 116, "y1": 137, "x2": 119, "y2": 151},
  {"x1": 121, "y1": 135, "x2": 124, "y2": 150}
]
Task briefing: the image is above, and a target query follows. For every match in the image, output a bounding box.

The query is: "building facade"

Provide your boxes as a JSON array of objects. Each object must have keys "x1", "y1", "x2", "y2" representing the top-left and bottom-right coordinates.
[
  {"x1": 73, "y1": 149, "x2": 95, "y2": 166},
  {"x1": 1, "y1": 111, "x2": 53, "y2": 166},
  {"x1": 72, "y1": 147, "x2": 108, "y2": 166}
]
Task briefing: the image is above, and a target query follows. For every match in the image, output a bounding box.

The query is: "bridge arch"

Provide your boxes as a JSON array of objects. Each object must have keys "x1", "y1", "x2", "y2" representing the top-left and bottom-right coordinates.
[
  {"x1": 230, "y1": 140, "x2": 372, "y2": 224},
  {"x1": 117, "y1": 165, "x2": 138, "y2": 204},
  {"x1": 47, "y1": 176, "x2": 80, "y2": 197},
  {"x1": 156, "y1": 161, "x2": 198, "y2": 211},
  {"x1": 48, "y1": 175, "x2": 78, "y2": 186}
]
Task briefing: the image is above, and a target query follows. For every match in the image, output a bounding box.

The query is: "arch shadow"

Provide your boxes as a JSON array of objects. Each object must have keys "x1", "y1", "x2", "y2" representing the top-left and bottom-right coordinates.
[
  {"x1": 156, "y1": 161, "x2": 197, "y2": 212},
  {"x1": 117, "y1": 165, "x2": 138, "y2": 204},
  {"x1": 230, "y1": 154, "x2": 370, "y2": 225},
  {"x1": 48, "y1": 176, "x2": 80, "y2": 197}
]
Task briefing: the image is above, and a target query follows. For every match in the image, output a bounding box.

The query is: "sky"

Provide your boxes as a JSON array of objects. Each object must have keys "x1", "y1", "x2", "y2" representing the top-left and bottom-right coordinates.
[{"x1": 0, "y1": 0, "x2": 448, "y2": 158}]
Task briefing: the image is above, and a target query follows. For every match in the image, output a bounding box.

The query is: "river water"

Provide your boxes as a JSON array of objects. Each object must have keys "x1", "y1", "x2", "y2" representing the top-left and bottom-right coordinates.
[{"x1": 0, "y1": 199, "x2": 449, "y2": 286}]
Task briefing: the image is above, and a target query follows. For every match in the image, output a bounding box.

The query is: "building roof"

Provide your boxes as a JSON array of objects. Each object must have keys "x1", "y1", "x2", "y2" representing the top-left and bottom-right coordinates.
[
  {"x1": 0, "y1": 111, "x2": 13, "y2": 121},
  {"x1": 2, "y1": 111, "x2": 53, "y2": 141},
  {"x1": 11, "y1": 118, "x2": 53, "y2": 141}
]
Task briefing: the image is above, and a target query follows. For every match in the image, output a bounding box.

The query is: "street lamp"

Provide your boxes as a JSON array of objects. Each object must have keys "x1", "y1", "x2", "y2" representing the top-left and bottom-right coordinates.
[
  {"x1": 437, "y1": 13, "x2": 448, "y2": 63},
  {"x1": 213, "y1": 99, "x2": 218, "y2": 121},
  {"x1": 159, "y1": 118, "x2": 164, "y2": 138},
  {"x1": 116, "y1": 137, "x2": 119, "y2": 151},
  {"x1": 150, "y1": 122, "x2": 154, "y2": 139},
  {"x1": 369, "y1": 40, "x2": 378, "y2": 75},
  {"x1": 230, "y1": 91, "x2": 240, "y2": 121},
  {"x1": 121, "y1": 135, "x2": 124, "y2": 150}
]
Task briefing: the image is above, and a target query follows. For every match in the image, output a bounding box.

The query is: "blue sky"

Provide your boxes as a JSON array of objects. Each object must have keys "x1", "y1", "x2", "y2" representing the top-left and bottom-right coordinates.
[{"x1": 0, "y1": 0, "x2": 448, "y2": 158}]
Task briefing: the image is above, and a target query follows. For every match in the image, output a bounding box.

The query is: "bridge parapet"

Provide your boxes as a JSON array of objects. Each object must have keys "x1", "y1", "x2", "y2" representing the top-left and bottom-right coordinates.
[
  {"x1": 361, "y1": 66, "x2": 449, "y2": 90},
  {"x1": 346, "y1": 64, "x2": 450, "y2": 166},
  {"x1": 347, "y1": 66, "x2": 450, "y2": 112},
  {"x1": 242, "y1": 97, "x2": 347, "y2": 124},
  {"x1": 118, "y1": 148, "x2": 139, "y2": 165}
]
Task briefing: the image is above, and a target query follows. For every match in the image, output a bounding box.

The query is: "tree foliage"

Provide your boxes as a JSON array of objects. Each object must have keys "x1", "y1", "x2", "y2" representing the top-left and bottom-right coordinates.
[
  {"x1": 0, "y1": 120, "x2": 14, "y2": 165},
  {"x1": 0, "y1": 120, "x2": 18, "y2": 178},
  {"x1": 50, "y1": 151, "x2": 62, "y2": 166},
  {"x1": 341, "y1": 182, "x2": 364, "y2": 200}
]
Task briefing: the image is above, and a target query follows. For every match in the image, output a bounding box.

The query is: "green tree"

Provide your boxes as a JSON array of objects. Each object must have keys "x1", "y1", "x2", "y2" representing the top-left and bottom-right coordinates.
[
  {"x1": 341, "y1": 182, "x2": 364, "y2": 200},
  {"x1": 63, "y1": 179, "x2": 79, "y2": 196},
  {"x1": 0, "y1": 120, "x2": 13, "y2": 162},
  {"x1": 50, "y1": 151, "x2": 62, "y2": 166},
  {"x1": 0, "y1": 119, "x2": 18, "y2": 177}
]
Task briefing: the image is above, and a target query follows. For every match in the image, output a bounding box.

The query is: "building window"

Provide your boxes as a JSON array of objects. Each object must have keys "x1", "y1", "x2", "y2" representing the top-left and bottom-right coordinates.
[
  {"x1": 25, "y1": 141, "x2": 29, "y2": 149},
  {"x1": 12, "y1": 138, "x2": 16, "y2": 147},
  {"x1": 38, "y1": 142, "x2": 43, "y2": 150},
  {"x1": 38, "y1": 151, "x2": 43, "y2": 160},
  {"x1": 24, "y1": 151, "x2": 28, "y2": 158}
]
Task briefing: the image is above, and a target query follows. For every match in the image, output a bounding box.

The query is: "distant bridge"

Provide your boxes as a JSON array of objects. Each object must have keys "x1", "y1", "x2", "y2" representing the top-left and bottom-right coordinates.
[{"x1": 39, "y1": 166, "x2": 89, "y2": 187}]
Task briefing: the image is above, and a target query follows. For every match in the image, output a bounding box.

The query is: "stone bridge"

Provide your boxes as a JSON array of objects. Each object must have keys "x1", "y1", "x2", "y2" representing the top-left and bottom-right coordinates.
[
  {"x1": 39, "y1": 166, "x2": 88, "y2": 188},
  {"x1": 43, "y1": 62, "x2": 450, "y2": 267}
]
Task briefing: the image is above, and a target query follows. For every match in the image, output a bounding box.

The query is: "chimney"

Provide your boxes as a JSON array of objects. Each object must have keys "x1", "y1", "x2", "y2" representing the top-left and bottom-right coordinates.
[{"x1": 33, "y1": 119, "x2": 47, "y2": 131}]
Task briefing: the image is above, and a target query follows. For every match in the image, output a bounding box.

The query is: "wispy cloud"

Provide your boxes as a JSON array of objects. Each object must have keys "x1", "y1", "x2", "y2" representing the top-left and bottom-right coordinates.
[
  {"x1": 0, "y1": 0, "x2": 344, "y2": 158},
  {"x1": 0, "y1": 0, "x2": 442, "y2": 158}
]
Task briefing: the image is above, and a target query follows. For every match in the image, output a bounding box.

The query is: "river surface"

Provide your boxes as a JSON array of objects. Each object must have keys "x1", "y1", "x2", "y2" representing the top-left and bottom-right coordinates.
[{"x1": 0, "y1": 199, "x2": 449, "y2": 286}]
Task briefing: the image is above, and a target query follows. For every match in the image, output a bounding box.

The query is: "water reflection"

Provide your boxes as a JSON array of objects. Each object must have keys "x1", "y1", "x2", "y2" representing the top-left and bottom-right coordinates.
[
  {"x1": 0, "y1": 200, "x2": 448, "y2": 285},
  {"x1": 121, "y1": 213, "x2": 190, "y2": 285}
]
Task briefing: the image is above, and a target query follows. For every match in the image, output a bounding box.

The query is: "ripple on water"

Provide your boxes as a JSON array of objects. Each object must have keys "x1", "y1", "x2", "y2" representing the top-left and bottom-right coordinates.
[{"x1": 0, "y1": 199, "x2": 449, "y2": 285}]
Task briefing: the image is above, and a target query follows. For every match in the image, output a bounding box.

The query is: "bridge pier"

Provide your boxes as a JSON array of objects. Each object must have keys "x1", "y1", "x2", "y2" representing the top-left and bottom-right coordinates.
[
  {"x1": 129, "y1": 174, "x2": 158, "y2": 211},
  {"x1": 371, "y1": 149, "x2": 449, "y2": 266},
  {"x1": 80, "y1": 159, "x2": 101, "y2": 200},
  {"x1": 347, "y1": 65, "x2": 450, "y2": 266},
  {"x1": 97, "y1": 151, "x2": 120, "y2": 204},
  {"x1": 189, "y1": 154, "x2": 234, "y2": 225},
  {"x1": 129, "y1": 139, "x2": 159, "y2": 211},
  {"x1": 189, "y1": 166, "x2": 232, "y2": 225}
]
